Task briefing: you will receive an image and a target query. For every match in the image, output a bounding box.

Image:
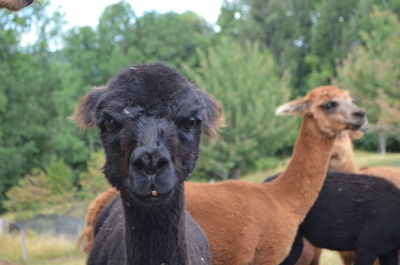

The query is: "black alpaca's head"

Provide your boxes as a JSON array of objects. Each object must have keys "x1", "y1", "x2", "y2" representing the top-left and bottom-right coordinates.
[{"x1": 74, "y1": 63, "x2": 223, "y2": 207}]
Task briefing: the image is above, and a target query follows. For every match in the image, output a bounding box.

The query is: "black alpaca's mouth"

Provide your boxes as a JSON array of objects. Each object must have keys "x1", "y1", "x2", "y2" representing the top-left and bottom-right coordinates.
[{"x1": 132, "y1": 188, "x2": 175, "y2": 205}]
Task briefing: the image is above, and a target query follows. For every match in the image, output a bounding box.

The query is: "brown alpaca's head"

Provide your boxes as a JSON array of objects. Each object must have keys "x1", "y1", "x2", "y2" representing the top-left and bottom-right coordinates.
[
  {"x1": 276, "y1": 86, "x2": 367, "y2": 137},
  {"x1": 0, "y1": 0, "x2": 34, "y2": 11},
  {"x1": 329, "y1": 130, "x2": 363, "y2": 171},
  {"x1": 73, "y1": 63, "x2": 223, "y2": 207}
]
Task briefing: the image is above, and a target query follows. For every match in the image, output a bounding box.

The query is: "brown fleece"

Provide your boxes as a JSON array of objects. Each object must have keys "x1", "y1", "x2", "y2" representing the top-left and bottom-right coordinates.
[
  {"x1": 294, "y1": 130, "x2": 359, "y2": 265},
  {"x1": 77, "y1": 187, "x2": 119, "y2": 253},
  {"x1": 79, "y1": 86, "x2": 361, "y2": 264},
  {"x1": 359, "y1": 166, "x2": 400, "y2": 188},
  {"x1": 0, "y1": 0, "x2": 32, "y2": 11}
]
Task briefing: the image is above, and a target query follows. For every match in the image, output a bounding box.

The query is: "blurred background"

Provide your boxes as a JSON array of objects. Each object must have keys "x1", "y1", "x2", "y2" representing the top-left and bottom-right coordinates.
[{"x1": 0, "y1": 0, "x2": 399, "y2": 264}]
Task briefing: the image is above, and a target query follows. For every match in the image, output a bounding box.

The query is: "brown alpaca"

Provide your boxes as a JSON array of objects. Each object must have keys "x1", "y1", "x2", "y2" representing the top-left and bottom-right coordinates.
[
  {"x1": 329, "y1": 130, "x2": 400, "y2": 188},
  {"x1": 329, "y1": 130, "x2": 363, "y2": 172},
  {"x1": 77, "y1": 187, "x2": 119, "y2": 253},
  {"x1": 78, "y1": 86, "x2": 366, "y2": 265},
  {"x1": 0, "y1": 0, "x2": 33, "y2": 10},
  {"x1": 293, "y1": 130, "x2": 363, "y2": 265}
]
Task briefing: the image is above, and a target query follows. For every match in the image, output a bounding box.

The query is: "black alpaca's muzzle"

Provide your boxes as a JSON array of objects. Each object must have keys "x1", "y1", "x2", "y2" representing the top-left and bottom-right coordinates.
[{"x1": 128, "y1": 145, "x2": 178, "y2": 204}]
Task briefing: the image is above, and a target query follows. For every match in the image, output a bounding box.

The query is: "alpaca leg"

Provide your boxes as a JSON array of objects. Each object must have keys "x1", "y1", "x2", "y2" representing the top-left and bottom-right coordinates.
[
  {"x1": 340, "y1": 251, "x2": 356, "y2": 265},
  {"x1": 353, "y1": 251, "x2": 377, "y2": 265},
  {"x1": 310, "y1": 247, "x2": 322, "y2": 265},
  {"x1": 378, "y1": 249, "x2": 398, "y2": 265},
  {"x1": 279, "y1": 232, "x2": 303, "y2": 265}
]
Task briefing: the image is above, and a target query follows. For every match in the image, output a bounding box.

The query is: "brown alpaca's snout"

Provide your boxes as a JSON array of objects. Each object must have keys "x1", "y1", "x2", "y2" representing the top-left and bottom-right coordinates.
[{"x1": 347, "y1": 107, "x2": 367, "y2": 130}]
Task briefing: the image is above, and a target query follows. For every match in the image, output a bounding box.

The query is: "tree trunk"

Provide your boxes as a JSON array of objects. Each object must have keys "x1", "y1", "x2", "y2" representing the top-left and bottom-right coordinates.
[
  {"x1": 378, "y1": 132, "x2": 387, "y2": 155},
  {"x1": 229, "y1": 163, "x2": 242, "y2": 179}
]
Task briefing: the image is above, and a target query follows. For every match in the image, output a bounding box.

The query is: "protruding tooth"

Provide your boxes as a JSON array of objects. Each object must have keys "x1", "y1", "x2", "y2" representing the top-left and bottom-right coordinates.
[{"x1": 151, "y1": 190, "x2": 158, "y2": 197}]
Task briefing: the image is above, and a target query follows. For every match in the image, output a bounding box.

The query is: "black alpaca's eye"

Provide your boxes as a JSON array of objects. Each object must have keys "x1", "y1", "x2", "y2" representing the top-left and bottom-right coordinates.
[
  {"x1": 322, "y1": 101, "x2": 337, "y2": 110},
  {"x1": 104, "y1": 119, "x2": 118, "y2": 132},
  {"x1": 182, "y1": 117, "x2": 201, "y2": 131}
]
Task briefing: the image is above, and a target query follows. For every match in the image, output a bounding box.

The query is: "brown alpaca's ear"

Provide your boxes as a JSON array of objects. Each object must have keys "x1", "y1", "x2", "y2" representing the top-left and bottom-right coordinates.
[
  {"x1": 72, "y1": 86, "x2": 106, "y2": 129},
  {"x1": 275, "y1": 98, "x2": 311, "y2": 116},
  {"x1": 196, "y1": 90, "x2": 225, "y2": 138},
  {"x1": 348, "y1": 130, "x2": 364, "y2": 140}
]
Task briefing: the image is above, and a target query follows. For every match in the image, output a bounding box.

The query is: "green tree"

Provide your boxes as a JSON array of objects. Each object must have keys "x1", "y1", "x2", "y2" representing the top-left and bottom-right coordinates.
[
  {"x1": 4, "y1": 161, "x2": 75, "y2": 216},
  {"x1": 185, "y1": 39, "x2": 295, "y2": 180},
  {"x1": 62, "y1": 2, "x2": 215, "y2": 94},
  {"x1": 96, "y1": 1, "x2": 142, "y2": 82},
  {"x1": 132, "y1": 11, "x2": 213, "y2": 69},
  {"x1": 0, "y1": 5, "x2": 55, "y2": 207},
  {"x1": 237, "y1": 0, "x2": 320, "y2": 94},
  {"x1": 335, "y1": 8, "x2": 400, "y2": 153},
  {"x1": 0, "y1": 1, "x2": 89, "y2": 210},
  {"x1": 306, "y1": 0, "x2": 358, "y2": 87},
  {"x1": 78, "y1": 151, "x2": 110, "y2": 199},
  {"x1": 229, "y1": 0, "x2": 400, "y2": 93},
  {"x1": 216, "y1": 0, "x2": 245, "y2": 38}
]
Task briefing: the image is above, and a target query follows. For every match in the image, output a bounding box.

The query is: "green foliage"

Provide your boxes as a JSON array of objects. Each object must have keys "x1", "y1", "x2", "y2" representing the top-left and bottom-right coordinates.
[
  {"x1": 4, "y1": 154, "x2": 109, "y2": 218},
  {"x1": 77, "y1": 151, "x2": 110, "y2": 200},
  {"x1": 306, "y1": 0, "x2": 358, "y2": 88},
  {"x1": 131, "y1": 11, "x2": 213, "y2": 69},
  {"x1": 45, "y1": 161, "x2": 74, "y2": 194},
  {"x1": 335, "y1": 7, "x2": 400, "y2": 125},
  {"x1": 4, "y1": 161, "x2": 74, "y2": 214},
  {"x1": 238, "y1": 0, "x2": 319, "y2": 94},
  {"x1": 4, "y1": 169, "x2": 52, "y2": 213},
  {"x1": 216, "y1": 0, "x2": 245, "y2": 38},
  {"x1": 253, "y1": 156, "x2": 280, "y2": 172},
  {"x1": 185, "y1": 39, "x2": 295, "y2": 180},
  {"x1": 62, "y1": 3, "x2": 213, "y2": 86},
  {"x1": 234, "y1": 0, "x2": 400, "y2": 94},
  {"x1": 0, "y1": 1, "x2": 90, "y2": 211}
]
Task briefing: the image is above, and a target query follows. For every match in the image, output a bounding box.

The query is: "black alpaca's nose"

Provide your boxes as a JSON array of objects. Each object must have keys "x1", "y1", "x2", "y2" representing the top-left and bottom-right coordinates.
[{"x1": 131, "y1": 148, "x2": 169, "y2": 175}]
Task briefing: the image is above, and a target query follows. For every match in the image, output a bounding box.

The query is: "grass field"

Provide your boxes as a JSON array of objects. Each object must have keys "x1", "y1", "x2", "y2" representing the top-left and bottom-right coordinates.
[
  {"x1": 0, "y1": 151, "x2": 398, "y2": 265},
  {"x1": 0, "y1": 232, "x2": 85, "y2": 265}
]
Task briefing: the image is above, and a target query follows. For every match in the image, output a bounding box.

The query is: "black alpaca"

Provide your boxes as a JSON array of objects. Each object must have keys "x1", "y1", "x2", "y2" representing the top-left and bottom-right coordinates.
[
  {"x1": 73, "y1": 62, "x2": 222, "y2": 265},
  {"x1": 268, "y1": 171, "x2": 400, "y2": 265}
]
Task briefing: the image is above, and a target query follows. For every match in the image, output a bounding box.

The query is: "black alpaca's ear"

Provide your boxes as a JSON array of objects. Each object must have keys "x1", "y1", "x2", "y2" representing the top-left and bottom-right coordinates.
[
  {"x1": 196, "y1": 90, "x2": 225, "y2": 138},
  {"x1": 72, "y1": 86, "x2": 106, "y2": 129}
]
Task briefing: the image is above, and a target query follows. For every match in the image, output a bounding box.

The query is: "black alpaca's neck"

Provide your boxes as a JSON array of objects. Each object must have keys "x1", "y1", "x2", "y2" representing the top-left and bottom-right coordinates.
[{"x1": 121, "y1": 184, "x2": 188, "y2": 265}]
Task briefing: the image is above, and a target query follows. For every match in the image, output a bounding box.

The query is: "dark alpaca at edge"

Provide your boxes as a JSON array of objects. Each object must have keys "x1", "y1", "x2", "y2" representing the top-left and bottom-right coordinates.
[
  {"x1": 272, "y1": 170, "x2": 400, "y2": 265},
  {"x1": 73, "y1": 62, "x2": 223, "y2": 265},
  {"x1": 0, "y1": 0, "x2": 33, "y2": 10}
]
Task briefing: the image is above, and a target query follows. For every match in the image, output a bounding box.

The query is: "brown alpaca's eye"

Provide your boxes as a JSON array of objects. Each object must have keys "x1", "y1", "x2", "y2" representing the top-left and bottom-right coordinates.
[
  {"x1": 322, "y1": 101, "x2": 337, "y2": 110},
  {"x1": 182, "y1": 117, "x2": 201, "y2": 131},
  {"x1": 105, "y1": 119, "x2": 118, "y2": 132}
]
